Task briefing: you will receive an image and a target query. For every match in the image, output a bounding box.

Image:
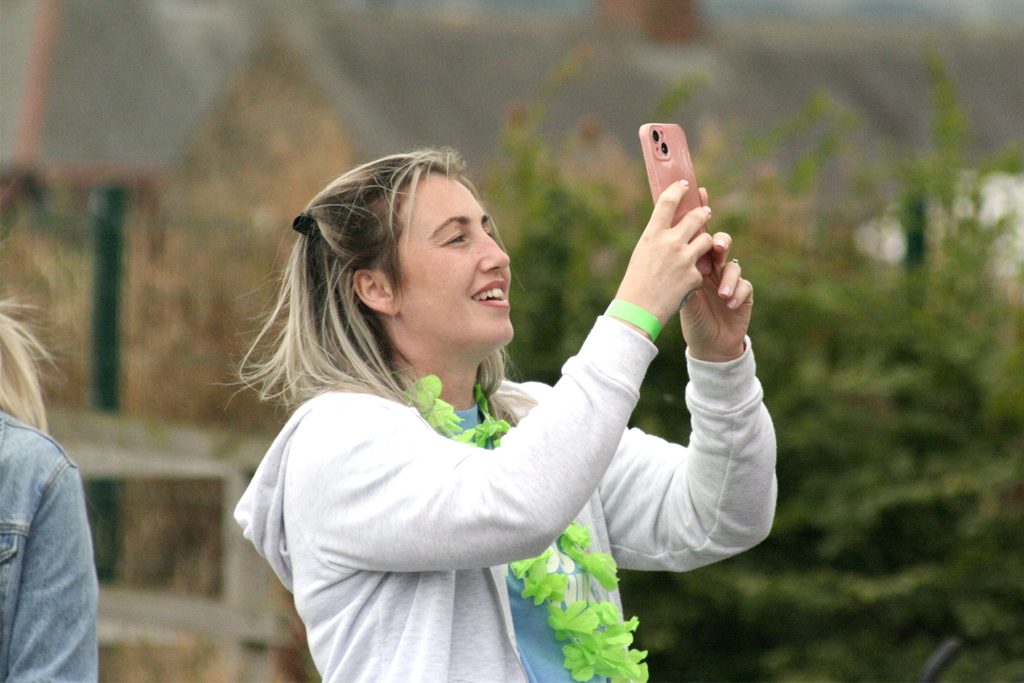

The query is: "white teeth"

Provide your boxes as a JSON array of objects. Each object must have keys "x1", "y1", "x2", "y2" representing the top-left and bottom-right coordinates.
[{"x1": 473, "y1": 288, "x2": 505, "y2": 302}]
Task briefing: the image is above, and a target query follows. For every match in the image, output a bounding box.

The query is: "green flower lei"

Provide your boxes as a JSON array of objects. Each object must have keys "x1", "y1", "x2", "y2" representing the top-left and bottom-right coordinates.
[{"x1": 412, "y1": 375, "x2": 649, "y2": 683}]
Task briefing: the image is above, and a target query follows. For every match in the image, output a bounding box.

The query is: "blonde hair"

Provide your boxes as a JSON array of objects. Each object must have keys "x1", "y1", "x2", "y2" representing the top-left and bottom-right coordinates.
[
  {"x1": 0, "y1": 302, "x2": 50, "y2": 432},
  {"x1": 242, "y1": 148, "x2": 517, "y2": 419}
]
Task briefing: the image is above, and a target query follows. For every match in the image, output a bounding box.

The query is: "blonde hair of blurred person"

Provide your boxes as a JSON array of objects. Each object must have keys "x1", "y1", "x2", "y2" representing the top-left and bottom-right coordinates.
[
  {"x1": 0, "y1": 300, "x2": 99, "y2": 682},
  {"x1": 0, "y1": 301, "x2": 50, "y2": 432}
]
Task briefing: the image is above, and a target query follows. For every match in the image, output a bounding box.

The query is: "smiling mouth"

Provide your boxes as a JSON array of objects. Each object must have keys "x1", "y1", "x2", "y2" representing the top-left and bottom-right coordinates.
[{"x1": 472, "y1": 287, "x2": 506, "y2": 302}]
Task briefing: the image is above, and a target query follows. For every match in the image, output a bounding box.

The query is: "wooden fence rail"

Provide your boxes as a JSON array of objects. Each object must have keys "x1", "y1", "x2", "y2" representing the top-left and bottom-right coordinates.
[{"x1": 49, "y1": 408, "x2": 287, "y2": 682}]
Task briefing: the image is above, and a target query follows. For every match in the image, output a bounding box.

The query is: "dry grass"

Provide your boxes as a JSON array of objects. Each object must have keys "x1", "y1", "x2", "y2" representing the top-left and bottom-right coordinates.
[
  {"x1": 100, "y1": 638, "x2": 227, "y2": 683},
  {"x1": 0, "y1": 207, "x2": 284, "y2": 430},
  {"x1": 117, "y1": 479, "x2": 223, "y2": 596}
]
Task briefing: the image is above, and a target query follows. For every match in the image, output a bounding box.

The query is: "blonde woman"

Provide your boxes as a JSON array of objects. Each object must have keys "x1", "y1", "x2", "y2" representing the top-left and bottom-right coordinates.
[
  {"x1": 0, "y1": 302, "x2": 98, "y2": 681},
  {"x1": 236, "y1": 149, "x2": 776, "y2": 682}
]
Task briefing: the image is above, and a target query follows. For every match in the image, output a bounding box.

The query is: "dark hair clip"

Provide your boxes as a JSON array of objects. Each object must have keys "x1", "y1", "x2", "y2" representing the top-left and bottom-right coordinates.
[{"x1": 292, "y1": 212, "x2": 317, "y2": 237}]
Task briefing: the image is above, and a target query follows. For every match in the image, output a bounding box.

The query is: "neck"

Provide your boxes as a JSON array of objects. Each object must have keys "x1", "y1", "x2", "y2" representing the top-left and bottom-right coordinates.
[
  {"x1": 384, "y1": 321, "x2": 501, "y2": 410},
  {"x1": 435, "y1": 370, "x2": 477, "y2": 410},
  {"x1": 400, "y1": 356, "x2": 479, "y2": 410},
  {"x1": 385, "y1": 329, "x2": 486, "y2": 409}
]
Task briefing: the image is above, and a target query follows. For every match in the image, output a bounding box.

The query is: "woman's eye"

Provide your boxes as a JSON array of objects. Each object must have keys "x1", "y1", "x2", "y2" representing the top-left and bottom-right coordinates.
[{"x1": 446, "y1": 234, "x2": 467, "y2": 245}]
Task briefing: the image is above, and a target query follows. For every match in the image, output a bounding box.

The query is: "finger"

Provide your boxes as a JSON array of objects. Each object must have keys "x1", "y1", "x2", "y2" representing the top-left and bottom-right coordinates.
[
  {"x1": 726, "y1": 277, "x2": 753, "y2": 310},
  {"x1": 687, "y1": 231, "x2": 715, "y2": 273},
  {"x1": 717, "y1": 258, "x2": 742, "y2": 298},
  {"x1": 697, "y1": 252, "x2": 713, "y2": 275},
  {"x1": 649, "y1": 180, "x2": 692, "y2": 231},
  {"x1": 709, "y1": 232, "x2": 733, "y2": 270},
  {"x1": 673, "y1": 204, "x2": 712, "y2": 243},
  {"x1": 677, "y1": 209, "x2": 712, "y2": 274},
  {"x1": 710, "y1": 231, "x2": 732, "y2": 252},
  {"x1": 695, "y1": 225, "x2": 724, "y2": 277},
  {"x1": 696, "y1": 188, "x2": 712, "y2": 273}
]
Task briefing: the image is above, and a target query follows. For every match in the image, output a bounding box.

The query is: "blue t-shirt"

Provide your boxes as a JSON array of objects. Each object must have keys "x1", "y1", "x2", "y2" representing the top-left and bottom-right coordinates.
[{"x1": 454, "y1": 406, "x2": 603, "y2": 683}]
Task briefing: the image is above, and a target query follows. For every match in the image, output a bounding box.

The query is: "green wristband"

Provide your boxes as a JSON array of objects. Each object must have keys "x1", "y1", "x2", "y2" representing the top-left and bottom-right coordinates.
[{"x1": 605, "y1": 299, "x2": 663, "y2": 342}]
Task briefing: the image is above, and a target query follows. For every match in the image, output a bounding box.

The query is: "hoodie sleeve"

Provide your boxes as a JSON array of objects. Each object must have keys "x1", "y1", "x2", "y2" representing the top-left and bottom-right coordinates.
[
  {"x1": 597, "y1": 338, "x2": 777, "y2": 571},
  {"x1": 236, "y1": 316, "x2": 657, "y2": 576},
  {"x1": 234, "y1": 403, "x2": 316, "y2": 592}
]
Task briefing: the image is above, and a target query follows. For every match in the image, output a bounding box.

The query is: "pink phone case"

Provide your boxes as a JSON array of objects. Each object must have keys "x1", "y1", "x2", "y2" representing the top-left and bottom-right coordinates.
[{"x1": 639, "y1": 123, "x2": 704, "y2": 227}]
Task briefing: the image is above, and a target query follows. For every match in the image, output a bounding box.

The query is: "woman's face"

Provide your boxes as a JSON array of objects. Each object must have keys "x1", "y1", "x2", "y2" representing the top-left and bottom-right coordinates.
[{"x1": 381, "y1": 173, "x2": 513, "y2": 372}]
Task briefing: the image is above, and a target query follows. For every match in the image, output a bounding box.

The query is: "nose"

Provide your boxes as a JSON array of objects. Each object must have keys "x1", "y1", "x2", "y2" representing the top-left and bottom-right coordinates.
[{"x1": 479, "y1": 232, "x2": 511, "y2": 272}]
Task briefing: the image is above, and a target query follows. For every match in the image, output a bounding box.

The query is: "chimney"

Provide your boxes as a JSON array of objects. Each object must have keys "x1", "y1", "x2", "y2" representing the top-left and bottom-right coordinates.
[{"x1": 597, "y1": 0, "x2": 702, "y2": 42}]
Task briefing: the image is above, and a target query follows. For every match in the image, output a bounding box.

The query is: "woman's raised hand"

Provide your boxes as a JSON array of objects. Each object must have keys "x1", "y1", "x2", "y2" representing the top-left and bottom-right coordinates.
[{"x1": 614, "y1": 180, "x2": 713, "y2": 330}]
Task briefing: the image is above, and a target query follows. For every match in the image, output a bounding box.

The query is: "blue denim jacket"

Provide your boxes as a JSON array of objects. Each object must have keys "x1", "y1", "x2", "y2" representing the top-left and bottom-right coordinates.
[{"x1": 0, "y1": 411, "x2": 98, "y2": 682}]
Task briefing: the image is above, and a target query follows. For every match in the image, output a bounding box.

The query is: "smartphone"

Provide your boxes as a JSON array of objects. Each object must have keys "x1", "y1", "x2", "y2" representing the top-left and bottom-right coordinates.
[
  {"x1": 639, "y1": 122, "x2": 711, "y2": 273},
  {"x1": 638, "y1": 122, "x2": 704, "y2": 226}
]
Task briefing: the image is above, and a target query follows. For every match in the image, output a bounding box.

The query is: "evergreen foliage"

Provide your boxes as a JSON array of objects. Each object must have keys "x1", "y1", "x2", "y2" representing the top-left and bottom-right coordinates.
[{"x1": 486, "y1": 56, "x2": 1024, "y2": 681}]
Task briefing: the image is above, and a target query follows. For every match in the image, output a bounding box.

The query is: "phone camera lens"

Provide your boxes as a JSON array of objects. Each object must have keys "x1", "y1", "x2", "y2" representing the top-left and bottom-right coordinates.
[
  {"x1": 661, "y1": 142, "x2": 669, "y2": 154},
  {"x1": 652, "y1": 130, "x2": 660, "y2": 142}
]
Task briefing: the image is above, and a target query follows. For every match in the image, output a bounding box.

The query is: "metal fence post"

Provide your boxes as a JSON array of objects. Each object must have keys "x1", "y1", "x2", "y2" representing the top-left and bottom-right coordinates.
[
  {"x1": 87, "y1": 184, "x2": 127, "y2": 581},
  {"x1": 89, "y1": 185, "x2": 126, "y2": 411}
]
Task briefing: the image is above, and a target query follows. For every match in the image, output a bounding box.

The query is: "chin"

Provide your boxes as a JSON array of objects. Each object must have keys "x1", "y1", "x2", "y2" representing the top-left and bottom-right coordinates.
[
  {"x1": 497, "y1": 324, "x2": 515, "y2": 347},
  {"x1": 479, "y1": 328, "x2": 514, "y2": 357}
]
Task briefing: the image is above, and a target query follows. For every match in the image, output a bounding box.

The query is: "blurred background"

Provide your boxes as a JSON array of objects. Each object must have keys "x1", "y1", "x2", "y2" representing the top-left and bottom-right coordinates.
[{"x1": 1, "y1": 0, "x2": 1022, "y2": 680}]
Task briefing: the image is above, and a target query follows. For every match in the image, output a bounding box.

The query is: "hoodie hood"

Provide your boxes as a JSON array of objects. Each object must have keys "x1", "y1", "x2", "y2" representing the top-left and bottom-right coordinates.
[{"x1": 234, "y1": 402, "x2": 317, "y2": 592}]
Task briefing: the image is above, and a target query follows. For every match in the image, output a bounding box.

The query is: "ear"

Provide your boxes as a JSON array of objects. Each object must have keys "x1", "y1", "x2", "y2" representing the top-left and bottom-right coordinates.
[{"x1": 353, "y1": 269, "x2": 398, "y2": 316}]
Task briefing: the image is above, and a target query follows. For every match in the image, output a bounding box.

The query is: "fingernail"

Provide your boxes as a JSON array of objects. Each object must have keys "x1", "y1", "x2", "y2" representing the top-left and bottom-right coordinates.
[
  {"x1": 714, "y1": 239, "x2": 727, "y2": 249},
  {"x1": 720, "y1": 285, "x2": 733, "y2": 297},
  {"x1": 679, "y1": 179, "x2": 689, "y2": 187},
  {"x1": 728, "y1": 298, "x2": 740, "y2": 309},
  {"x1": 704, "y1": 206, "x2": 712, "y2": 215}
]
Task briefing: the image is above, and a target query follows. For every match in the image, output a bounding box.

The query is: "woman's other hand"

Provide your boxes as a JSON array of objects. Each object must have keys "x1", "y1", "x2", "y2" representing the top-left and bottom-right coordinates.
[{"x1": 680, "y1": 228, "x2": 753, "y2": 362}]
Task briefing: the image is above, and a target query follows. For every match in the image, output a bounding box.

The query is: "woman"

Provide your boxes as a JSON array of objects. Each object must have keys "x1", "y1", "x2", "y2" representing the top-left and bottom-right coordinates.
[
  {"x1": 0, "y1": 302, "x2": 99, "y2": 682},
  {"x1": 235, "y1": 148, "x2": 776, "y2": 682}
]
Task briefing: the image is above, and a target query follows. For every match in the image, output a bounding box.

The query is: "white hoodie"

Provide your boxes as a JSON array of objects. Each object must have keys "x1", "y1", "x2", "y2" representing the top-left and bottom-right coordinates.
[{"x1": 235, "y1": 317, "x2": 777, "y2": 682}]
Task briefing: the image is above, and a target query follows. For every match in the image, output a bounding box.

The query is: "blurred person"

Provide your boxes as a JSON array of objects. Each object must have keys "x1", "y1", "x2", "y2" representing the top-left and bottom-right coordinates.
[
  {"x1": 0, "y1": 302, "x2": 99, "y2": 682},
  {"x1": 235, "y1": 148, "x2": 776, "y2": 682}
]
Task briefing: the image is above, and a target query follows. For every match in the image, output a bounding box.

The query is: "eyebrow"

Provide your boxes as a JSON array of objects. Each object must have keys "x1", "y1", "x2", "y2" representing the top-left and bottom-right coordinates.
[{"x1": 429, "y1": 213, "x2": 491, "y2": 240}]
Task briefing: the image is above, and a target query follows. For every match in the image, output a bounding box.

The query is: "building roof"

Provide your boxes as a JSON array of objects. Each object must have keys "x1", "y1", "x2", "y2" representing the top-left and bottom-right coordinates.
[
  {"x1": 1, "y1": 0, "x2": 260, "y2": 183},
  {"x1": 280, "y1": 7, "x2": 1024, "y2": 170},
  {"x1": 2, "y1": 0, "x2": 1021, "y2": 186}
]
